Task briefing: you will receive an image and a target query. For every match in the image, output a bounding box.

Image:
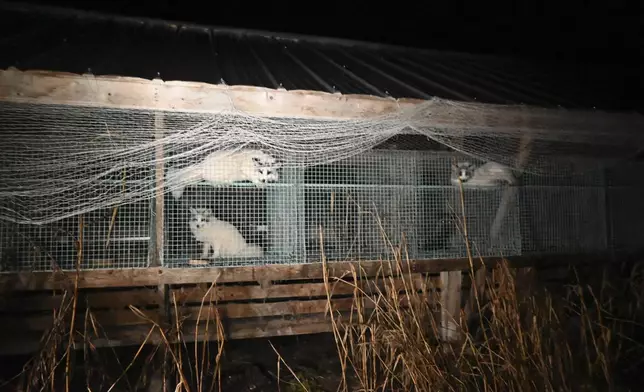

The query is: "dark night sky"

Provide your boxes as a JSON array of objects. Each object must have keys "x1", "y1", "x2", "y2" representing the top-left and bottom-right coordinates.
[{"x1": 12, "y1": 0, "x2": 644, "y2": 67}]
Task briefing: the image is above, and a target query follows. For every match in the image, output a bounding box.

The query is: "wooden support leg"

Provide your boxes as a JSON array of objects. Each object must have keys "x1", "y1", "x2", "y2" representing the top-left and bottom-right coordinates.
[{"x1": 440, "y1": 270, "x2": 462, "y2": 342}]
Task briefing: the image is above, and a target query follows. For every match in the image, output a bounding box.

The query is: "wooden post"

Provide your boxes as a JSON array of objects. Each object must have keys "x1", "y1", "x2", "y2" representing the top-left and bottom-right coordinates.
[
  {"x1": 439, "y1": 270, "x2": 462, "y2": 342},
  {"x1": 153, "y1": 111, "x2": 165, "y2": 268},
  {"x1": 152, "y1": 81, "x2": 169, "y2": 338}
]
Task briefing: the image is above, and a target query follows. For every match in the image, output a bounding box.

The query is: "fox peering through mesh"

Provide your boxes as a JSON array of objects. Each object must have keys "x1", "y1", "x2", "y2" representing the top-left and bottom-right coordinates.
[{"x1": 0, "y1": 97, "x2": 642, "y2": 225}]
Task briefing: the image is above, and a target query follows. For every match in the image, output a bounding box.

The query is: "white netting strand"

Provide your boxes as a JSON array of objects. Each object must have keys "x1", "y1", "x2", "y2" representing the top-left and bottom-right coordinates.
[{"x1": 0, "y1": 97, "x2": 643, "y2": 225}]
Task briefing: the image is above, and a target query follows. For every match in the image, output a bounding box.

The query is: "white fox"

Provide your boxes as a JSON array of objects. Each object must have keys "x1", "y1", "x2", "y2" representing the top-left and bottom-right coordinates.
[
  {"x1": 451, "y1": 161, "x2": 516, "y2": 187},
  {"x1": 451, "y1": 160, "x2": 519, "y2": 244},
  {"x1": 167, "y1": 149, "x2": 280, "y2": 199},
  {"x1": 189, "y1": 207, "x2": 264, "y2": 259}
]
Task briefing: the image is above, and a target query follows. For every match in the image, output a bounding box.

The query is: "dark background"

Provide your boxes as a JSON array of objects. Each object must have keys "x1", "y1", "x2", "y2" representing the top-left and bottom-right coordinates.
[{"x1": 10, "y1": 0, "x2": 644, "y2": 66}]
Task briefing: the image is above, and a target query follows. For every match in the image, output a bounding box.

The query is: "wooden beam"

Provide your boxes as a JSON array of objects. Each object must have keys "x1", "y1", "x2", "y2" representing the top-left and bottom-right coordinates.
[
  {"x1": 176, "y1": 298, "x2": 361, "y2": 320},
  {"x1": 170, "y1": 274, "x2": 435, "y2": 304},
  {"x1": 0, "y1": 287, "x2": 162, "y2": 312},
  {"x1": 439, "y1": 270, "x2": 463, "y2": 342},
  {"x1": 152, "y1": 110, "x2": 165, "y2": 268},
  {"x1": 0, "y1": 308, "x2": 161, "y2": 332},
  {"x1": 1, "y1": 68, "x2": 643, "y2": 142},
  {"x1": 0, "y1": 253, "x2": 613, "y2": 291},
  {"x1": 0, "y1": 67, "x2": 417, "y2": 118},
  {"x1": 0, "y1": 313, "x2": 342, "y2": 356}
]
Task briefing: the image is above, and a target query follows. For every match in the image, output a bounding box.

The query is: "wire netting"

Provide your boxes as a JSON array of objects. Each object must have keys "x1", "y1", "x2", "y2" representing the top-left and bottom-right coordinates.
[{"x1": 0, "y1": 99, "x2": 639, "y2": 271}]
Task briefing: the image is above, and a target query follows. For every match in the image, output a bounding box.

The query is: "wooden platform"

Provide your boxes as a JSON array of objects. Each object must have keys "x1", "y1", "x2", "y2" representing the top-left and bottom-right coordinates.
[
  {"x1": 0, "y1": 254, "x2": 610, "y2": 356},
  {"x1": 0, "y1": 259, "x2": 447, "y2": 356}
]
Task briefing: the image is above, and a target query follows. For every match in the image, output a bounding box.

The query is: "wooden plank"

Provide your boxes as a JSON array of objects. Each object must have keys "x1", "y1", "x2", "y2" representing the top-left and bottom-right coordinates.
[
  {"x1": 0, "y1": 313, "x2": 339, "y2": 355},
  {"x1": 174, "y1": 291, "x2": 434, "y2": 320},
  {"x1": 0, "y1": 253, "x2": 615, "y2": 291},
  {"x1": 152, "y1": 107, "x2": 169, "y2": 331},
  {"x1": 0, "y1": 325, "x2": 160, "y2": 356},
  {"x1": 0, "y1": 308, "x2": 160, "y2": 332},
  {"x1": 181, "y1": 315, "x2": 336, "y2": 342},
  {"x1": 440, "y1": 270, "x2": 462, "y2": 342},
  {"x1": 0, "y1": 288, "x2": 162, "y2": 312},
  {"x1": 0, "y1": 300, "x2": 444, "y2": 355},
  {"x1": 175, "y1": 291, "x2": 429, "y2": 321},
  {"x1": 175, "y1": 298, "x2": 359, "y2": 320},
  {"x1": 0, "y1": 68, "x2": 418, "y2": 118},
  {"x1": 170, "y1": 274, "x2": 437, "y2": 304},
  {"x1": 151, "y1": 110, "x2": 165, "y2": 267},
  {"x1": 0, "y1": 259, "x2": 446, "y2": 290},
  {"x1": 1, "y1": 69, "x2": 643, "y2": 140}
]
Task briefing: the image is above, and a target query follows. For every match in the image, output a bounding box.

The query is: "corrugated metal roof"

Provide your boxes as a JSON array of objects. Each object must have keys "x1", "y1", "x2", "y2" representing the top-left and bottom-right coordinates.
[{"x1": 0, "y1": 1, "x2": 635, "y2": 112}]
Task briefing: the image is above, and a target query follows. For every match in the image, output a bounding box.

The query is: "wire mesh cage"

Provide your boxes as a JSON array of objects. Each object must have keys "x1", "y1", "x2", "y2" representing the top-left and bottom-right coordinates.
[
  {"x1": 300, "y1": 140, "x2": 614, "y2": 263},
  {"x1": 0, "y1": 102, "x2": 155, "y2": 271},
  {"x1": 519, "y1": 157, "x2": 609, "y2": 256},
  {"x1": 304, "y1": 150, "x2": 420, "y2": 262},
  {"x1": 162, "y1": 142, "x2": 300, "y2": 268},
  {"x1": 0, "y1": 101, "x2": 632, "y2": 272},
  {"x1": 0, "y1": 201, "x2": 152, "y2": 271},
  {"x1": 416, "y1": 151, "x2": 523, "y2": 259},
  {"x1": 163, "y1": 182, "x2": 301, "y2": 267}
]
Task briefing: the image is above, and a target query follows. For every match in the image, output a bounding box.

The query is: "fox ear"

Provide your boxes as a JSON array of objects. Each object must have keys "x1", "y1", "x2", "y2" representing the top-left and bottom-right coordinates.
[{"x1": 189, "y1": 208, "x2": 197, "y2": 215}]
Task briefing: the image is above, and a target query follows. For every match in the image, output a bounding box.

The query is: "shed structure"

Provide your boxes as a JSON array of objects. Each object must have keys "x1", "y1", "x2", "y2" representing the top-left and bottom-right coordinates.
[{"x1": 0, "y1": 2, "x2": 643, "y2": 355}]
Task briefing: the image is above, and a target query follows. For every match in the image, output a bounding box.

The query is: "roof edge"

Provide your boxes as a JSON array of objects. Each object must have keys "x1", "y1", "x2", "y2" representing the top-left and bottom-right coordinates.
[
  {"x1": 2, "y1": 67, "x2": 643, "y2": 142},
  {"x1": 0, "y1": 0, "x2": 515, "y2": 62}
]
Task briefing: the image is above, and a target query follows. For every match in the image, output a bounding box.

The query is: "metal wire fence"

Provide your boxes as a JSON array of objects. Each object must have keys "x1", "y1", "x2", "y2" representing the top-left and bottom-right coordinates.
[{"x1": 1, "y1": 145, "x2": 622, "y2": 271}]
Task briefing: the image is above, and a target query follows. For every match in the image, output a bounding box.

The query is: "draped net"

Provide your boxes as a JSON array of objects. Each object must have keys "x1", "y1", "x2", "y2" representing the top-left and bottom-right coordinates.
[{"x1": 0, "y1": 97, "x2": 642, "y2": 225}]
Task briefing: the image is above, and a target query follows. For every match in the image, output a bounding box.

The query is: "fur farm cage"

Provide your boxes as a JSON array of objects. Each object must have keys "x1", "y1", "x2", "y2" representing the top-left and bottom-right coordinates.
[{"x1": 0, "y1": 65, "x2": 643, "y2": 355}]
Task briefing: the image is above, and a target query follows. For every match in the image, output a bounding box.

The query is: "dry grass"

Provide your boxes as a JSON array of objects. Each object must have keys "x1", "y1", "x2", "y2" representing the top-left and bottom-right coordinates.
[
  {"x1": 6, "y1": 250, "x2": 644, "y2": 392},
  {"x1": 300, "y1": 178, "x2": 644, "y2": 391},
  {"x1": 4, "y1": 217, "x2": 644, "y2": 391},
  {"x1": 317, "y1": 251, "x2": 644, "y2": 392}
]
